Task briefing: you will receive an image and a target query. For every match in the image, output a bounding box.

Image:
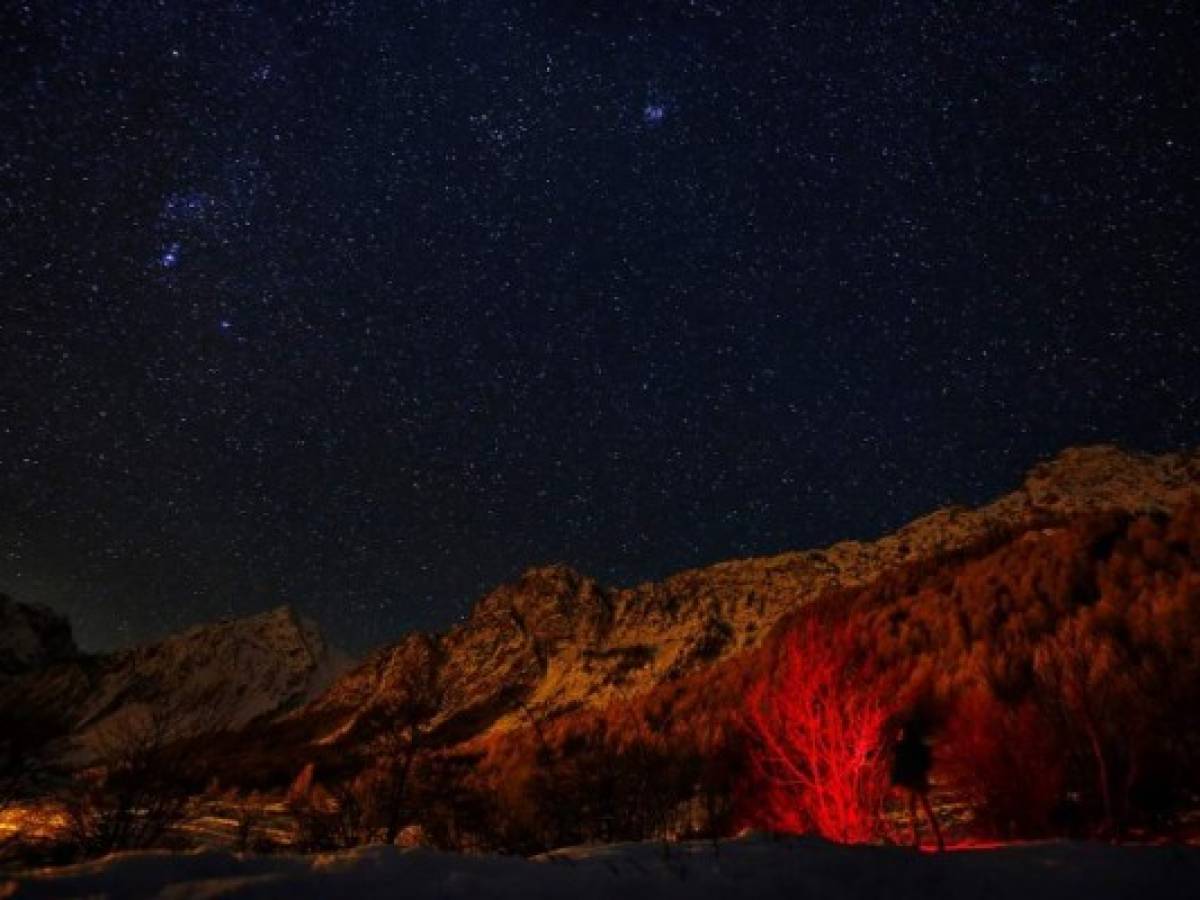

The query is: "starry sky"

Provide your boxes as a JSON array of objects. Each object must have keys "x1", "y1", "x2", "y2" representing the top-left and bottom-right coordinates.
[{"x1": 2, "y1": 2, "x2": 1197, "y2": 653}]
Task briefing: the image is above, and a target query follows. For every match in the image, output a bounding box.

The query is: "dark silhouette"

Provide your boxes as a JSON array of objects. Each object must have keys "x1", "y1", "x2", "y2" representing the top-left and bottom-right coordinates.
[{"x1": 891, "y1": 717, "x2": 944, "y2": 851}]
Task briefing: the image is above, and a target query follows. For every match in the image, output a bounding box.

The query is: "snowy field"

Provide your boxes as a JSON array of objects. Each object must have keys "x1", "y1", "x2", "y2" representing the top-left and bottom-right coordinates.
[{"x1": 4, "y1": 835, "x2": 1199, "y2": 899}]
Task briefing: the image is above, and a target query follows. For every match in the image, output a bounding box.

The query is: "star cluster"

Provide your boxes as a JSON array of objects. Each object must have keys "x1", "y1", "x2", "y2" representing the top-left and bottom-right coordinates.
[{"x1": 1, "y1": 2, "x2": 1197, "y2": 651}]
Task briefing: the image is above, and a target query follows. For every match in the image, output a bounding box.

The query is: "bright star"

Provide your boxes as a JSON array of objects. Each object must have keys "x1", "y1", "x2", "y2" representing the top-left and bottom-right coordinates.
[
  {"x1": 643, "y1": 104, "x2": 666, "y2": 125},
  {"x1": 159, "y1": 241, "x2": 181, "y2": 268}
]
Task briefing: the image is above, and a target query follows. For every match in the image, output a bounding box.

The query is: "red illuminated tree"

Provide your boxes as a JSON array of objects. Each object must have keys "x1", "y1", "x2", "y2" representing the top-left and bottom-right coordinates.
[
  {"x1": 743, "y1": 620, "x2": 892, "y2": 843},
  {"x1": 940, "y1": 687, "x2": 1064, "y2": 838}
]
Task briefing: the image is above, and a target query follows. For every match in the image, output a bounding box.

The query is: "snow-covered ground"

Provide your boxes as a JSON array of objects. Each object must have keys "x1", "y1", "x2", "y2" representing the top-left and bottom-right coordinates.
[{"x1": 5, "y1": 835, "x2": 1199, "y2": 899}]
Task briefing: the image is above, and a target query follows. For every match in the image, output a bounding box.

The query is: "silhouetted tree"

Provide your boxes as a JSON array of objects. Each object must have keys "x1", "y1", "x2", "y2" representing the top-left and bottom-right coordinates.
[
  {"x1": 0, "y1": 698, "x2": 66, "y2": 814},
  {"x1": 940, "y1": 688, "x2": 1064, "y2": 838},
  {"x1": 1034, "y1": 615, "x2": 1133, "y2": 838},
  {"x1": 410, "y1": 751, "x2": 493, "y2": 850},
  {"x1": 369, "y1": 643, "x2": 443, "y2": 844},
  {"x1": 64, "y1": 708, "x2": 196, "y2": 855}
]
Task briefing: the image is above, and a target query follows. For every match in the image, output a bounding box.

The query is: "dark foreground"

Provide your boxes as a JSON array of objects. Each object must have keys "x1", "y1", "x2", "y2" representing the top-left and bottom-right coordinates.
[{"x1": 5, "y1": 835, "x2": 1200, "y2": 900}]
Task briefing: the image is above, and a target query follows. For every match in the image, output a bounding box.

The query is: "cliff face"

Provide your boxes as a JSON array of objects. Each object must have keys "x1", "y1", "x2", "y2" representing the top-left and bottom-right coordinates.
[
  {"x1": 305, "y1": 444, "x2": 1200, "y2": 748},
  {"x1": 0, "y1": 594, "x2": 77, "y2": 676}
]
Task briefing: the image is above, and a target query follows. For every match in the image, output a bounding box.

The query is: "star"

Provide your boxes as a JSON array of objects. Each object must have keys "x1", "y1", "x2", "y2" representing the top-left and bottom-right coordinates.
[
  {"x1": 163, "y1": 191, "x2": 211, "y2": 222},
  {"x1": 159, "y1": 241, "x2": 182, "y2": 269},
  {"x1": 2, "y1": 1, "x2": 1193, "y2": 656}
]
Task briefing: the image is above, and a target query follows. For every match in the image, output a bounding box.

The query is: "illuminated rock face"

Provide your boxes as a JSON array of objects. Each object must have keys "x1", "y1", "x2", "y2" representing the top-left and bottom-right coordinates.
[
  {"x1": 305, "y1": 444, "x2": 1200, "y2": 750},
  {"x1": 0, "y1": 594, "x2": 77, "y2": 676}
]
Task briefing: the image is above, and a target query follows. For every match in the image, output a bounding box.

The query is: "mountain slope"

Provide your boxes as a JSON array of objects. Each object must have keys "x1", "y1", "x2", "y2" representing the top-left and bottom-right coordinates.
[{"x1": 304, "y1": 444, "x2": 1200, "y2": 749}]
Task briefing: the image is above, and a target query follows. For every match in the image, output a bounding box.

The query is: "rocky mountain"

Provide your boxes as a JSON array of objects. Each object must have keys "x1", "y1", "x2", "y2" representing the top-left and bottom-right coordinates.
[
  {"x1": 6, "y1": 444, "x2": 1197, "y2": 767},
  {"x1": 303, "y1": 444, "x2": 1200, "y2": 748},
  {"x1": 0, "y1": 605, "x2": 349, "y2": 756},
  {"x1": 0, "y1": 594, "x2": 77, "y2": 677}
]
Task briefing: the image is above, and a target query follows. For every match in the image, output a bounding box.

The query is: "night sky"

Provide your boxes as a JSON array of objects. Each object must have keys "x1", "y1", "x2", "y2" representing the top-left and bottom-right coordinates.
[{"x1": 2, "y1": 2, "x2": 1197, "y2": 653}]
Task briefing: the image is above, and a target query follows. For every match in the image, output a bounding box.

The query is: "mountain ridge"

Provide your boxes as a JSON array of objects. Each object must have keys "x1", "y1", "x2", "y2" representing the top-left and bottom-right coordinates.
[
  {"x1": 4, "y1": 444, "x2": 1198, "y2": 765},
  {"x1": 300, "y1": 443, "x2": 1200, "y2": 750}
]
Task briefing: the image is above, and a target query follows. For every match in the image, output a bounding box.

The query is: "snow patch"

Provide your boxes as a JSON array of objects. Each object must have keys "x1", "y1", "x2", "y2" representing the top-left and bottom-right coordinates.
[{"x1": 6, "y1": 835, "x2": 1199, "y2": 899}]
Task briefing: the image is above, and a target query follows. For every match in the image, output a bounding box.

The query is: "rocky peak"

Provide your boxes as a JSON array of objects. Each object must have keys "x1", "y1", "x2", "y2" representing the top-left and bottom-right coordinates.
[
  {"x1": 1018, "y1": 444, "x2": 1200, "y2": 514},
  {"x1": 1, "y1": 603, "x2": 350, "y2": 761},
  {"x1": 0, "y1": 594, "x2": 77, "y2": 676},
  {"x1": 99, "y1": 603, "x2": 346, "y2": 727},
  {"x1": 470, "y1": 565, "x2": 610, "y2": 643}
]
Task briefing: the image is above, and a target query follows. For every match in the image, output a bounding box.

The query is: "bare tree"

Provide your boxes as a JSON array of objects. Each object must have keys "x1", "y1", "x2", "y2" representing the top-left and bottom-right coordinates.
[
  {"x1": 326, "y1": 774, "x2": 376, "y2": 848},
  {"x1": 1034, "y1": 615, "x2": 1133, "y2": 838},
  {"x1": 743, "y1": 620, "x2": 893, "y2": 843},
  {"x1": 61, "y1": 686, "x2": 225, "y2": 857},
  {"x1": 285, "y1": 763, "x2": 339, "y2": 852},
  {"x1": 286, "y1": 766, "x2": 387, "y2": 850},
  {"x1": 0, "y1": 698, "x2": 66, "y2": 813},
  {"x1": 283, "y1": 643, "x2": 444, "y2": 853},
  {"x1": 0, "y1": 697, "x2": 68, "y2": 862},
  {"x1": 369, "y1": 642, "x2": 443, "y2": 844},
  {"x1": 228, "y1": 789, "x2": 266, "y2": 853}
]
